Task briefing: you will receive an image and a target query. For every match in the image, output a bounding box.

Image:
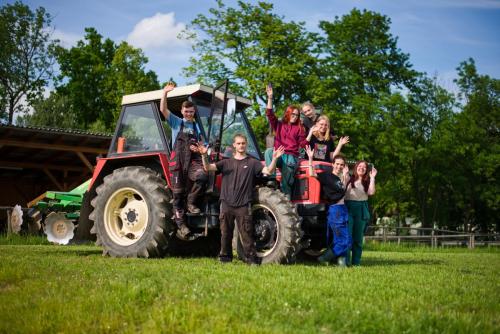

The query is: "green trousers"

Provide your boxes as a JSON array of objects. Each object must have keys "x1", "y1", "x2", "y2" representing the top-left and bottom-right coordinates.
[
  {"x1": 264, "y1": 148, "x2": 297, "y2": 197},
  {"x1": 346, "y1": 200, "x2": 370, "y2": 266}
]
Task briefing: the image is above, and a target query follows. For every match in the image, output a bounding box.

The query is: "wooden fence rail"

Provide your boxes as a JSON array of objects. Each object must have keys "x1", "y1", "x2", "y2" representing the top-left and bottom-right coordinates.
[{"x1": 364, "y1": 226, "x2": 500, "y2": 248}]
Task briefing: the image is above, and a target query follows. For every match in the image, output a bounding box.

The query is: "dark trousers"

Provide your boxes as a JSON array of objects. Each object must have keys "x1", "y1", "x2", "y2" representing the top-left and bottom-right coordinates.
[
  {"x1": 171, "y1": 159, "x2": 207, "y2": 226},
  {"x1": 219, "y1": 201, "x2": 256, "y2": 260}
]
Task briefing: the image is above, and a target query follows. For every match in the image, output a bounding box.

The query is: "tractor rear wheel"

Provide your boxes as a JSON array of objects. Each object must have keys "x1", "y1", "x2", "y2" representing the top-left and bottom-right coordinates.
[
  {"x1": 89, "y1": 166, "x2": 173, "y2": 258},
  {"x1": 237, "y1": 187, "x2": 302, "y2": 264}
]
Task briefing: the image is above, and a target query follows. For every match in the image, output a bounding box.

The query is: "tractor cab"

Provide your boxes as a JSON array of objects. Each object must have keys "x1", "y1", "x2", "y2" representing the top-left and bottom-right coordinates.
[{"x1": 107, "y1": 82, "x2": 260, "y2": 160}]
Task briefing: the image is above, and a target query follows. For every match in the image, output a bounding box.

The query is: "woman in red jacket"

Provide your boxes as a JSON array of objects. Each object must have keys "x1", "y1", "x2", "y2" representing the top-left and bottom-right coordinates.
[{"x1": 265, "y1": 84, "x2": 309, "y2": 198}]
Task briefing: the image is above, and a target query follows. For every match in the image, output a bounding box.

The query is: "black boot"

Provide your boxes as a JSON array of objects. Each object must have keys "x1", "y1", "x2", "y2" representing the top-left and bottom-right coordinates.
[
  {"x1": 174, "y1": 210, "x2": 190, "y2": 237},
  {"x1": 318, "y1": 248, "x2": 335, "y2": 265}
]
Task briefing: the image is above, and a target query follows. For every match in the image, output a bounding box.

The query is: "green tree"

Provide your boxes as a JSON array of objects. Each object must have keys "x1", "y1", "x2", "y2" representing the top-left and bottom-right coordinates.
[
  {"x1": 452, "y1": 59, "x2": 500, "y2": 231},
  {"x1": 372, "y1": 78, "x2": 457, "y2": 228},
  {"x1": 181, "y1": 0, "x2": 318, "y2": 115},
  {"x1": 315, "y1": 8, "x2": 419, "y2": 112},
  {"x1": 0, "y1": 1, "x2": 57, "y2": 124},
  {"x1": 53, "y1": 28, "x2": 159, "y2": 131},
  {"x1": 17, "y1": 92, "x2": 79, "y2": 129}
]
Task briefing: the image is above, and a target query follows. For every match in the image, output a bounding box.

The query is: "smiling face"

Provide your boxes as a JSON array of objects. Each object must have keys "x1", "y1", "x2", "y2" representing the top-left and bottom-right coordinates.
[
  {"x1": 356, "y1": 162, "x2": 368, "y2": 177},
  {"x1": 290, "y1": 109, "x2": 300, "y2": 122},
  {"x1": 181, "y1": 106, "x2": 196, "y2": 121},
  {"x1": 302, "y1": 104, "x2": 315, "y2": 118},
  {"x1": 316, "y1": 119, "x2": 328, "y2": 134},
  {"x1": 332, "y1": 157, "x2": 346, "y2": 175}
]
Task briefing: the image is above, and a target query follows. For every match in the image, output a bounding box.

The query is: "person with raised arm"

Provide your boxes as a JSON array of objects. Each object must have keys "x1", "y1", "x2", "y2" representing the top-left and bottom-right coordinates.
[
  {"x1": 305, "y1": 145, "x2": 351, "y2": 267},
  {"x1": 345, "y1": 161, "x2": 377, "y2": 266},
  {"x1": 265, "y1": 84, "x2": 308, "y2": 198},
  {"x1": 199, "y1": 134, "x2": 284, "y2": 265},
  {"x1": 305, "y1": 115, "x2": 349, "y2": 163},
  {"x1": 160, "y1": 83, "x2": 207, "y2": 238}
]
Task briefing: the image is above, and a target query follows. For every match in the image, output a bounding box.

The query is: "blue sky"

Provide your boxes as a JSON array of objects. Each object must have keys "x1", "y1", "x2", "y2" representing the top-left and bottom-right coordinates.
[{"x1": 14, "y1": 0, "x2": 500, "y2": 92}]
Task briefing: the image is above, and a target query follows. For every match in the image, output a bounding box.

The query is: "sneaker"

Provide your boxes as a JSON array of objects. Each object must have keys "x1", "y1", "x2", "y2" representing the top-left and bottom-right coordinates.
[
  {"x1": 337, "y1": 256, "x2": 347, "y2": 268},
  {"x1": 187, "y1": 204, "x2": 201, "y2": 214},
  {"x1": 317, "y1": 249, "x2": 334, "y2": 265}
]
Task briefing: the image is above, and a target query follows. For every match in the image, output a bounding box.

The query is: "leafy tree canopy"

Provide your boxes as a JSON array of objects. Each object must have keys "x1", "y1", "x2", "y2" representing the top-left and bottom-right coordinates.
[
  {"x1": 51, "y1": 28, "x2": 160, "y2": 131},
  {"x1": 0, "y1": 1, "x2": 57, "y2": 124}
]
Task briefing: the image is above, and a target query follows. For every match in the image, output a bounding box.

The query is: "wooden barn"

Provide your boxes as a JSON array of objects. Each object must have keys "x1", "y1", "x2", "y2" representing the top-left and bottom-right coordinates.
[{"x1": 0, "y1": 124, "x2": 111, "y2": 231}]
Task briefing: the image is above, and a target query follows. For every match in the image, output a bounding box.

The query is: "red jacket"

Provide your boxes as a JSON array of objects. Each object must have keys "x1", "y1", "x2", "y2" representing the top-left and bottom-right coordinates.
[{"x1": 266, "y1": 108, "x2": 308, "y2": 157}]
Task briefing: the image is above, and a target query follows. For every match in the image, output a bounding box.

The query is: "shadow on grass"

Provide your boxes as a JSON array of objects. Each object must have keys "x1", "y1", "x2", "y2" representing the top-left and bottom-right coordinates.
[
  {"x1": 296, "y1": 256, "x2": 443, "y2": 267},
  {"x1": 360, "y1": 257, "x2": 443, "y2": 267}
]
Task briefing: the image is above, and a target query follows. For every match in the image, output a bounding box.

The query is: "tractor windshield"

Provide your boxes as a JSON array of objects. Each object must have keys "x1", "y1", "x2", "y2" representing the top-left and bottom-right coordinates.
[{"x1": 201, "y1": 81, "x2": 260, "y2": 160}]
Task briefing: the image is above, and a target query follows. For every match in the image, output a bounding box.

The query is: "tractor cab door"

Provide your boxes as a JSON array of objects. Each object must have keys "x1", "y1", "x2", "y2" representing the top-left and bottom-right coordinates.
[
  {"x1": 108, "y1": 102, "x2": 169, "y2": 156},
  {"x1": 206, "y1": 80, "x2": 229, "y2": 158},
  {"x1": 206, "y1": 80, "x2": 261, "y2": 161}
]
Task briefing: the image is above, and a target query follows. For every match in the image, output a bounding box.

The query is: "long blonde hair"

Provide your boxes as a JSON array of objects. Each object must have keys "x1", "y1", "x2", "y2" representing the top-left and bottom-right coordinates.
[{"x1": 312, "y1": 115, "x2": 330, "y2": 141}]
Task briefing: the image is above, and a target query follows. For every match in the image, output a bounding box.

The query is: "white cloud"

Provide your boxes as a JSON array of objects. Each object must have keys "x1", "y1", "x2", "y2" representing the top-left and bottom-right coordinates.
[
  {"x1": 51, "y1": 29, "x2": 82, "y2": 48},
  {"x1": 126, "y1": 12, "x2": 190, "y2": 49}
]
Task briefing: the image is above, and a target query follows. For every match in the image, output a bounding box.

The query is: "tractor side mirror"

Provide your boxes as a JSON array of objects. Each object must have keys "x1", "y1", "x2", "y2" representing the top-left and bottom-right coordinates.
[{"x1": 227, "y1": 98, "x2": 236, "y2": 119}]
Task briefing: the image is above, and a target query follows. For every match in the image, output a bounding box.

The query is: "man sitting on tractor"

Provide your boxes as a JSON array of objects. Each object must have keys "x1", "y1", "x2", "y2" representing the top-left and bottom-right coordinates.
[{"x1": 160, "y1": 83, "x2": 207, "y2": 238}]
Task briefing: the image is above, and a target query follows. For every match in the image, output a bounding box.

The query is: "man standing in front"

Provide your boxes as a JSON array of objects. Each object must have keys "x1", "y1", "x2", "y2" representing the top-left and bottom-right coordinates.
[
  {"x1": 199, "y1": 134, "x2": 284, "y2": 265},
  {"x1": 160, "y1": 83, "x2": 207, "y2": 238}
]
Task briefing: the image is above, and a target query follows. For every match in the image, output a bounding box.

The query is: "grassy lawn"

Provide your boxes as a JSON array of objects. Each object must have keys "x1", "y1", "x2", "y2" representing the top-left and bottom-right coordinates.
[{"x1": 0, "y1": 236, "x2": 499, "y2": 333}]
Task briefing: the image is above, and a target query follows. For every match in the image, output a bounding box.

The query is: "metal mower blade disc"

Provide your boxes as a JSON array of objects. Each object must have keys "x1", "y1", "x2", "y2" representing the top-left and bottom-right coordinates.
[{"x1": 44, "y1": 212, "x2": 75, "y2": 245}]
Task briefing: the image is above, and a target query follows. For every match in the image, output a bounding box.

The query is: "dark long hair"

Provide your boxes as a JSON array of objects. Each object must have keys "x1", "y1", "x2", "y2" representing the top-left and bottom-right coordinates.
[{"x1": 349, "y1": 160, "x2": 370, "y2": 193}]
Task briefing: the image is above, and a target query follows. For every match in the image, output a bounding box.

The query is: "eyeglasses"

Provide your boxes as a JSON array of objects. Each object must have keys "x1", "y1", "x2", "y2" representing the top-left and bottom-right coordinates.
[{"x1": 291, "y1": 113, "x2": 300, "y2": 117}]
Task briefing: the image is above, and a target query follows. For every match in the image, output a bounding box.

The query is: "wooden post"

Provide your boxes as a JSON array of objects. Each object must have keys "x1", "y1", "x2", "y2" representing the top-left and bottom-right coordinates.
[
  {"x1": 383, "y1": 225, "x2": 387, "y2": 244},
  {"x1": 431, "y1": 229, "x2": 435, "y2": 248},
  {"x1": 469, "y1": 233, "x2": 475, "y2": 249},
  {"x1": 6, "y1": 209, "x2": 12, "y2": 235}
]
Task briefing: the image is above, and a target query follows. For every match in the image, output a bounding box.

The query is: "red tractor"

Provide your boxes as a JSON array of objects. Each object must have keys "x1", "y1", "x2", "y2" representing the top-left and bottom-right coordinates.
[{"x1": 81, "y1": 81, "x2": 330, "y2": 263}]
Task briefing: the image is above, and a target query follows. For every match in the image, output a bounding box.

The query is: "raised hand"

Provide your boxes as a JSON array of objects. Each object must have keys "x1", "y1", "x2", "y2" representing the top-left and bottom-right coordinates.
[
  {"x1": 272, "y1": 145, "x2": 285, "y2": 159},
  {"x1": 310, "y1": 124, "x2": 320, "y2": 133},
  {"x1": 339, "y1": 136, "x2": 349, "y2": 146},
  {"x1": 370, "y1": 166, "x2": 377, "y2": 178},
  {"x1": 163, "y1": 82, "x2": 175, "y2": 94},
  {"x1": 343, "y1": 165, "x2": 350, "y2": 177},
  {"x1": 305, "y1": 145, "x2": 314, "y2": 160},
  {"x1": 266, "y1": 83, "x2": 273, "y2": 98}
]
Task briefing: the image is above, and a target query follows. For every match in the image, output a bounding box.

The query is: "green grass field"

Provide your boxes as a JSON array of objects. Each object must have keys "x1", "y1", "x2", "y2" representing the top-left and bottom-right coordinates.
[{"x1": 0, "y1": 236, "x2": 499, "y2": 333}]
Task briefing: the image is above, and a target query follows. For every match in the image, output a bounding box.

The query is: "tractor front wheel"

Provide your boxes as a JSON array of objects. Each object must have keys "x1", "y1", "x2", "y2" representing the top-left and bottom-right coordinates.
[{"x1": 89, "y1": 166, "x2": 173, "y2": 258}]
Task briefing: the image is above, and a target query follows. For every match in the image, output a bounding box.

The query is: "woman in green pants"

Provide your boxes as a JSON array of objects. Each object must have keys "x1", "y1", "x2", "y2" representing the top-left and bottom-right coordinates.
[{"x1": 345, "y1": 161, "x2": 377, "y2": 266}]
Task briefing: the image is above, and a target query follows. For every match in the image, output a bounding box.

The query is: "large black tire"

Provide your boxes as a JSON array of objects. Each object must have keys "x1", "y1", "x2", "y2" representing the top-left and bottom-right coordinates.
[
  {"x1": 237, "y1": 187, "x2": 303, "y2": 264},
  {"x1": 89, "y1": 166, "x2": 174, "y2": 258}
]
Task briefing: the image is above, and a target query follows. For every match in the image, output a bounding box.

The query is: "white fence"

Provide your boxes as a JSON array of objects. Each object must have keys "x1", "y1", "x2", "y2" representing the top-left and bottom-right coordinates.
[{"x1": 365, "y1": 226, "x2": 500, "y2": 248}]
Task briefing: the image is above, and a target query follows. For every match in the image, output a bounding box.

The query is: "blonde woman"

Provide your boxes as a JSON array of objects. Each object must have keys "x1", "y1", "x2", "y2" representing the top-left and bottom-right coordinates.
[{"x1": 306, "y1": 115, "x2": 349, "y2": 162}]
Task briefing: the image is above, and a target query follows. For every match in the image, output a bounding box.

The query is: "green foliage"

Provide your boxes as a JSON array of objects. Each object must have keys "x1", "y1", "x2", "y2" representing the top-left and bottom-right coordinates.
[
  {"x1": 317, "y1": 9, "x2": 418, "y2": 107},
  {"x1": 450, "y1": 59, "x2": 500, "y2": 231},
  {"x1": 0, "y1": 243, "x2": 499, "y2": 333},
  {"x1": 52, "y1": 28, "x2": 160, "y2": 131},
  {"x1": 0, "y1": 1, "x2": 57, "y2": 124},
  {"x1": 181, "y1": 0, "x2": 319, "y2": 115},
  {"x1": 16, "y1": 91, "x2": 79, "y2": 129}
]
